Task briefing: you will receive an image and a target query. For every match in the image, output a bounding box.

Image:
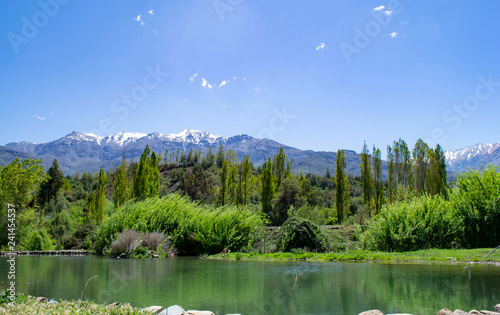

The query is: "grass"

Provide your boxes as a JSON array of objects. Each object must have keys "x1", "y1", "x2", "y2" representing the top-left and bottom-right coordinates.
[
  {"x1": 208, "y1": 248, "x2": 500, "y2": 264},
  {"x1": 0, "y1": 292, "x2": 150, "y2": 314}
]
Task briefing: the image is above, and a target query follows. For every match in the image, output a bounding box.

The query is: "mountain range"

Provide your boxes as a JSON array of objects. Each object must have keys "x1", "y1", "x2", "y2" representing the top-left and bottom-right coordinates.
[
  {"x1": 1, "y1": 129, "x2": 499, "y2": 176},
  {"x1": 2, "y1": 129, "x2": 360, "y2": 176}
]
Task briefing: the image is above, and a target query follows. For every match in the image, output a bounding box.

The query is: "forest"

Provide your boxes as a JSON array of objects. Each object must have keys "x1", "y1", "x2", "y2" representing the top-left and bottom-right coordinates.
[{"x1": 0, "y1": 138, "x2": 498, "y2": 256}]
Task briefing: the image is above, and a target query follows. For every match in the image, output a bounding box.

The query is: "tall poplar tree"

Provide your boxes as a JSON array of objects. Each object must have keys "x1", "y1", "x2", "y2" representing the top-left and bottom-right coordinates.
[
  {"x1": 335, "y1": 150, "x2": 349, "y2": 224},
  {"x1": 133, "y1": 145, "x2": 160, "y2": 199},
  {"x1": 261, "y1": 157, "x2": 275, "y2": 216},
  {"x1": 412, "y1": 139, "x2": 429, "y2": 195},
  {"x1": 113, "y1": 161, "x2": 130, "y2": 207},
  {"x1": 372, "y1": 146, "x2": 383, "y2": 215},
  {"x1": 360, "y1": 141, "x2": 372, "y2": 205},
  {"x1": 387, "y1": 145, "x2": 395, "y2": 203}
]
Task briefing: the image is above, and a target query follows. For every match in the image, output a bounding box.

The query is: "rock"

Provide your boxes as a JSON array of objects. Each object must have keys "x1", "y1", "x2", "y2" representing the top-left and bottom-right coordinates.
[
  {"x1": 144, "y1": 306, "x2": 164, "y2": 314},
  {"x1": 35, "y1": 296, "x2": 47, "y2": 303},
  {"x1": 438, "y1": 310, "x2": 453, "y2": 315},
  {"x1": 453, "y1": 311, "x2": 469, "y2": 315},
  {"x1": 359, "y1": 311, "x2": 384, "y2": 315},
  {"x1": 469, "y1": 311, "x2": 481, "y2": 315},
  {"x1": 479, "y1": 311, "x2": 500, "y2": 315},
  {"x1": 159, "y1": 305, "x2": 185, "y2": 315},
  {"x1": 185, "y1": 311, "x2": 216, "y2": 315},
  {"x1": 47, "y1": 298, "x2": 59, "y2": 304},
  {"x1": 496, "y1": 305, "x2": 500, "y2": 312},
  {"x1": 108, "y1": 302, "x2": 120, "y2": 307}
]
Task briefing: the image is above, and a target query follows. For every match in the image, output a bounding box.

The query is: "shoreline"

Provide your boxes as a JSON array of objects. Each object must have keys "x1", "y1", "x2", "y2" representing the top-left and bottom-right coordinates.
[
  {"x1": 208, "y1": 248, "x2": 500, "y2": 265},
  {"x1": 0, "y1": 250, "x2": 90, "y2": 256}
]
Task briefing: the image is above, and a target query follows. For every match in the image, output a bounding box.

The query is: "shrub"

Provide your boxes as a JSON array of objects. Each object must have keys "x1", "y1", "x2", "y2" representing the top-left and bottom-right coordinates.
[
  {"x1": 450, "y1": 165, "x2": 500, "y2": 248},
  {"x1": 21, "y1": 228, "x2": 56, "y2": 251},
  {"x1": 93, "y1": 194, "x2": 265, "y2": 255},
  {"x1": 276, "y1": 217, "x2": 326, "y2": 252},
  {"x1": 110, "y1": 229, "x2": 140, "y2": 255},
  {"x1": 361, "y1": 195, "x2": 459, "y2": 251}
]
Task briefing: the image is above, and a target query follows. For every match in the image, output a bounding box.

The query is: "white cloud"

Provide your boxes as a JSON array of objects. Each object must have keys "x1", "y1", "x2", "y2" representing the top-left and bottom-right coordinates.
[
  {"x1": 33, "y1": 114, "x2": 45, "y2": 120},
  {"x1": 400, "y1": 20, "x2": 409, "y2": 25},
  {"x1": 219, "y1": 80, "x2": 228, "y2": 88},
  {"x1": 152, "y1": 29, "x2": 157, "y2": 34},
  {"x1": 201, "y1": 78, "x2": 213, "y2": 89},
  {"x1": 148, "y1": 9, "x2": 154, "y2": 15},
  {"x1": 389, "y1": 32, "x2": 398, "y2": 38},
  {"x1": 133, "y1": 15, "x2": 144, "y2": 26},
  {"x1": 189, "y1": 73, "x2": 198, "y2": 83},
  {"x1": 373, "y1": 5, "x2": 385, "y2": 11},
  {"x1": 316, "y1": 42, "x2": 326, "y2": 51},
  {"x1": 233, "y1": 76, "x2": 238, "y2": 80},
  {"x1": 385, "y1": 10, "x2": 393, "y2": 16}
]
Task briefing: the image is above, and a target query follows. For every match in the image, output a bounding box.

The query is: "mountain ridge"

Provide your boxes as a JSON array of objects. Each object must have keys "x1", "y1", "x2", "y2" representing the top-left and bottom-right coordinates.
[{"x1": 3, "y1": 129, "x2": 499, "y2": 176}]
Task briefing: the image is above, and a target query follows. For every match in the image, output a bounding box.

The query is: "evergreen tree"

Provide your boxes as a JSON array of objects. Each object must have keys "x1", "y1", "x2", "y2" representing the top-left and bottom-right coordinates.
[
  {"x1": 325, "y1": 168, "x2": 331, "y2": 179},
  {"x1": 335, "y1": 150, "x2": 349, "y2": 224},
  {"x1": 38, "y1": 159, "x2": 64, "y2": 206},
  {"x1": 216, "y1": 145, "x2": 225, "y2": 168}
]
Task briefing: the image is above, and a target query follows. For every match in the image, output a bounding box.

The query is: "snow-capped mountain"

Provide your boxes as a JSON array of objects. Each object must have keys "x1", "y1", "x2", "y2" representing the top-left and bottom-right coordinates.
[
  {"x1": 445, "y1": 143, "x2": 500, "y2": 173},
  {"x1": 4, "y1": 129, "x2": 361, "y2": 176}
]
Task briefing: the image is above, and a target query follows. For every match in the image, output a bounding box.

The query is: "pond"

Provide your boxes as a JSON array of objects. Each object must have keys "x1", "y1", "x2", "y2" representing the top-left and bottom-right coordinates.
[{"x1": 1, "y1": 256, "x2": 499, "y2": 314}]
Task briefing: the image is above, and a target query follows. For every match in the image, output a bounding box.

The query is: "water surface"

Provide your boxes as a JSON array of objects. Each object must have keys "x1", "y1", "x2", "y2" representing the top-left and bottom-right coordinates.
[{"x1": 1, "y1": 256, "x2": 499, "y2": 314}]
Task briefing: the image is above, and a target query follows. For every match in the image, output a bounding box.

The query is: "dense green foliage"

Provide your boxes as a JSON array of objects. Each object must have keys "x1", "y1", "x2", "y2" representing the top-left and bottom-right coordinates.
[
  {"x1": 93, "y1": 194, "x2": 265, "y2": 255},
  {"x1": 335, "y1": 150, "x2": 349, "y2": 224},
  {"x1": 2, "y1": 137, "x2": 499, "y2": 255},
  {"x1": 362, "y1": 165, "x2": 500, "y2": 251},
  {"x1": 276, "y1": 217, "x2": 325, "y2": 252}
]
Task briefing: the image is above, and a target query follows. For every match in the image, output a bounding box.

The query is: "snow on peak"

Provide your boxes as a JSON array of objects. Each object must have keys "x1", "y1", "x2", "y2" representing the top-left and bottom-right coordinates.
[
  {"x1": 102, "y1": 132, "x2": 147, "y2": 146},
  {"x1": 445, "y1": 143, "x2": 497, "y2": 166},
  {"x1": 163, "y1": 129, "x2": 223, "y2": 144}
]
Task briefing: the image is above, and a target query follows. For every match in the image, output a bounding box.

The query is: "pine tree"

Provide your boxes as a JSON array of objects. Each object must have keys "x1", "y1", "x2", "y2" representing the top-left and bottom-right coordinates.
[
  {"x1": 335, "y1": 150, "x2": 349, "y2": 224},
  {"x1": 216, "y1": 145, "x2": 225, "y2": 168},
  {"x1": 38, "y1": 159, "x2": 64, "y2": 206},
  {"x1": 325, "y1": 168, "x2": 331, "y2": 179}
]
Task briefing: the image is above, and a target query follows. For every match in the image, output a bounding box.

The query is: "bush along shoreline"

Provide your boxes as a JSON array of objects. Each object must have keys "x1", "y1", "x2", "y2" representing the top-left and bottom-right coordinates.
[
  {"x1": 1, "y1": 291, "x2": 498, "y2": 315},
  {"x1": 0, "y1": 291, "x2": 230, "y2": 315}
]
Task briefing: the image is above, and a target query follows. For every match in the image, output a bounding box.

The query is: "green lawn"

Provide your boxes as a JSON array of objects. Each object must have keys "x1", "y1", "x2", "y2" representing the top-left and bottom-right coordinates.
[{"x1": 209, "y1": 248, "x2": 500, "y2": 264}]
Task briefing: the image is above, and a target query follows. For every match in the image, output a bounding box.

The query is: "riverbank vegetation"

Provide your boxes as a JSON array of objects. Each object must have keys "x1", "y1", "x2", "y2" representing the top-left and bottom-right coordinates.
[
  {"x1": 0, "y1": 138, "x2": 499, "y2": 257},
  {"x1": 0, "y1": 291, "x2": 149, "y2": 314}
]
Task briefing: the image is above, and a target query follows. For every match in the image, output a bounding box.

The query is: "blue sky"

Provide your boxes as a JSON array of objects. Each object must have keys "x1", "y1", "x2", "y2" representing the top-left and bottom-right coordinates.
[{"x1": 2, "y1": 0, "x2": 500, "y2": 154}]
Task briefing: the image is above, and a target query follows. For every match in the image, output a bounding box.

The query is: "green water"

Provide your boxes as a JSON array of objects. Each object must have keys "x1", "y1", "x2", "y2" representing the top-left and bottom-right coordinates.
[{"x1": 1, "y1": 256, "x2": 499, "y2": 314}]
